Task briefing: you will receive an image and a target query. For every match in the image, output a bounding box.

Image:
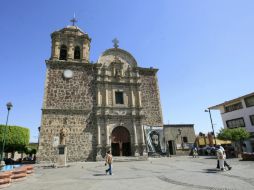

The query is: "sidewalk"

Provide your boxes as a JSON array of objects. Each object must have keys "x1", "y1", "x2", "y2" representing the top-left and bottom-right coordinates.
[{"x1": 6, "y1": 156, "x2": 254, "y2": 190}]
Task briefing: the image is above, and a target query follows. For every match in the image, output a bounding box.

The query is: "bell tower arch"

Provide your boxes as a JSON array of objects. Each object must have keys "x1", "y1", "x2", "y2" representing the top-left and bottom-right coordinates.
[{"x1": 50, "y1": 21, "x2": 91, "y2": 63}]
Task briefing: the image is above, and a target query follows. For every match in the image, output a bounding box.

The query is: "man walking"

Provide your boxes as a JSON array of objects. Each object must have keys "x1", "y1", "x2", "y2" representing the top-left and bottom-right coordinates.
[
  {"x1": 216, "y1": 145, "x2": 232, "y2": 171},
  {"x1": 105, "y1": 150, "x2": 113, "y2": 175}
]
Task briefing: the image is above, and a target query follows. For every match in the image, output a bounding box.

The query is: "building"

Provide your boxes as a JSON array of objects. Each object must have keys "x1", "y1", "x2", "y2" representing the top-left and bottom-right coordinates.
[
  {"x1": 209, "y1": 92, "x2": 254, "y2": 152},
  {"x1": 37, "y1": 23, "x2": 163, "y2": 162},
  {"x1": 195, "y1": 133, "x2": 231, "y2": 147},
  {"x1": 164, "y1": 124, "x2": 196, "y2": 155}
]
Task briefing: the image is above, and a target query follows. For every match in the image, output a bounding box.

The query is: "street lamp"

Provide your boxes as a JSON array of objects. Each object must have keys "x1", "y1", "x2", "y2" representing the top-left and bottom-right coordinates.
[
  {"x1": 205, "y1": 108, "x2": 217, "y2": 145},
  {"x1": 1, "y1": 102, "x2": 13, "y2": 162}
]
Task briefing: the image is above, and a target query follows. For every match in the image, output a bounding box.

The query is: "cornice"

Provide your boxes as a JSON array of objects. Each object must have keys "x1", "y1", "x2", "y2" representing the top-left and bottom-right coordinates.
[
  {"x1": 42, "y1": 108, "x2": 92, "y2": 115},
  {"x1": 137, "y1": 67, "x2": 158, "y2": 74},
  {"x1": 45, "y1": 60, "x2": 97, "y2": 68}
]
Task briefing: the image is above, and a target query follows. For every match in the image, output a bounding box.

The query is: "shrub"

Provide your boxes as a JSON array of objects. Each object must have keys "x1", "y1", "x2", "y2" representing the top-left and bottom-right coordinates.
[{"x1": 0, "y1": 125, "x2": 30, "y2": 152}]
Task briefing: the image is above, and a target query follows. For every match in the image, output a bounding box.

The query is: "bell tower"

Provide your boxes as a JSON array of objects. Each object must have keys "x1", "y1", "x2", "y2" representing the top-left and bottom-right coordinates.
[
  {"x1": 38, "y1": 19, "x2": 96, "y2": 163},
  {"x1": 50, "y1": 18, "x2": 91, "y2": 63}
]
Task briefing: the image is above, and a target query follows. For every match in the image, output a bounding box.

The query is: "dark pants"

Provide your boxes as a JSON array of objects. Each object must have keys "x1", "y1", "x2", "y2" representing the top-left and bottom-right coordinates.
[
  {"x1": 217, "y1": 160, "x2": 231, "y2": 169},
  {"x1": 106, "y1": 164, "x2": 112, "y2": 175}
]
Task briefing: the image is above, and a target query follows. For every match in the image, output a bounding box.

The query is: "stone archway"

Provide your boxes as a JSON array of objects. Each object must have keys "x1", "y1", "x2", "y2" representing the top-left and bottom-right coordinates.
[{"x1": 111, "y1": 126, "x2": 131, "y2": 156}]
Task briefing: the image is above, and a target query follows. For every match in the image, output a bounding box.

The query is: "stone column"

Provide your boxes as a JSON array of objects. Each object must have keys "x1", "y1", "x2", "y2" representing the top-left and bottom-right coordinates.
[
  {"x1": 96, "y1": 124, "x2": 102, "y2": 161},
  {"x1": 133, "y1": 121, "x2": 140, "y2": 157},
  {"x1": 82, "y1": 41, "x2": 89, "y2": 63},
  {"x1": 138, "y1": 91, "x2": 142, "y2": 107},
  {"x1": 104, "y1": 122, "x2": 111, "y2": 153},
  {"x1": 141, "y1": 125, "x2": 148, "y2": 156},
  {"x1": 105, "y1": 89, "x2": 109, "y2": 106},
  {"x1": 131, "y1": 90, "x2": 135, "y2": 107},
  {"x1": 68, "y1": 38, "x2": 74, "y2": 61},
  {"x1": 97, "y1": 90, "x2": 101, "y2": 106},
  {"x1": 52, "y1": 38, "x2": 60, "y2": 60},
  {"x1": 106, "y1": 124, "x2": 110, "y2": 146},
  {"x1": 97, "y1": 124, "x2": 101, "y2": 145},
  {"x1": 141, "y1": 124, "x2": 145, "y2": 145},
  {"x1": 82, "y1": 45, "x2": 86, "y2": 62},
  {"x1": 133, "y1": 124, "x2": 138, "y2": 145}
]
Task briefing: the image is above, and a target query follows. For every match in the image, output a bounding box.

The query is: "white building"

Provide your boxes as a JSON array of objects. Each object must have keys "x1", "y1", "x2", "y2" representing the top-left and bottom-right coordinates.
[{"x1": 209, "y1": 92, "x2": 254, "y2": 152}]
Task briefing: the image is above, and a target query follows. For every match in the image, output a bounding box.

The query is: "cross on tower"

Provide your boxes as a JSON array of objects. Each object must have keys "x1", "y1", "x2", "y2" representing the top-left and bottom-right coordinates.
[
  {"x1": 70, "y1": 14, "x2": 77, "y2": 26},
  {"x1": 112, "y1": 38, "x2": 119, "y2": 48}
]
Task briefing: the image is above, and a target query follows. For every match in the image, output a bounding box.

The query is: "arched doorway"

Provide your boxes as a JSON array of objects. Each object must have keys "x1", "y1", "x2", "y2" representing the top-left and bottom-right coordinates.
[{"x1": 111, "y1": 126, "x2": 131, "y2": 156}]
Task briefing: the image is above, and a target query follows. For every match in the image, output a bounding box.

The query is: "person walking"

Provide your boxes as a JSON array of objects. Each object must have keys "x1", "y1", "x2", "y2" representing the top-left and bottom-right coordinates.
[
  {"x1": 217, "y1": 146, "x2": 225, "y2": 171},
  {"x1": 216, "y1": 145, "x2": 232, "y2": 171},
  {"x1": 193, "y1": 147, "x2": 198, "y2": 158},
  {"x1": 105, "y1": 150, "x2": 113, "y2": 175}
]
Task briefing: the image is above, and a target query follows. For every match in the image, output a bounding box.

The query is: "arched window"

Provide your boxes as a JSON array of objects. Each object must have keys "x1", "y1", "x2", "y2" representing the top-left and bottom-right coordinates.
[
  {"x1": 74, "y1": 46, "x2": 80, "y2": 60},
  {"x1": 59, "y1": 45, "x2": 67, "y2": 60}
]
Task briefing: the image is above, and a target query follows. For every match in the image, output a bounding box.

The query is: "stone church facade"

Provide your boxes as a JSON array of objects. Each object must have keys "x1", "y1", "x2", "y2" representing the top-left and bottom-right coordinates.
[{"x1": 37, "y1": 24, "x2": 163, "y2": 162}]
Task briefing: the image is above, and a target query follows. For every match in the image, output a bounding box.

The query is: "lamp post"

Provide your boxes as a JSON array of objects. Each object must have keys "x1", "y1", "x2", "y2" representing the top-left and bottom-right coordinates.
[
  {"x1": 205, "y1": 108, "x2": 217, "y2": 145},
  {"x1": 1, "y1": 102, "x2": 13, "y2": 162}
]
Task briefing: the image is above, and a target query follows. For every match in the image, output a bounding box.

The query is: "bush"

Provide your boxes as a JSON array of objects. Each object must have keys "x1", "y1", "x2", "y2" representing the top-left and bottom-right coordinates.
[{"x1": 0, "y1": 125, "x2": 30, "y2": 152}]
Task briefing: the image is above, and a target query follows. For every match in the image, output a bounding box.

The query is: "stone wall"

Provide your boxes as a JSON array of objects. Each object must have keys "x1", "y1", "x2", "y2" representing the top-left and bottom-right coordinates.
[
  {"x1": 164, "y1": 125, "x2": 196, "y2": 144},
  {"x1": 38, "y1": 61, "x2": 97, "y2": 162},
  {"x1": 38, "y1": 111, "x2": 96, "y2": 162},
  {"x1": 44, "y1": 61, "x2": 96, "y2": 110},
  {"x1": 139, "y1": 68, "x2": 163, "y2": 126}
]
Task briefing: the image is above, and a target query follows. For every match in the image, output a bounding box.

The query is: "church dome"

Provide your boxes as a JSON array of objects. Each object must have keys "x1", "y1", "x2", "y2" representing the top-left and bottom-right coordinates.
[{"x1": 98, "y1": 48, "x2": 138, "y2": 70}]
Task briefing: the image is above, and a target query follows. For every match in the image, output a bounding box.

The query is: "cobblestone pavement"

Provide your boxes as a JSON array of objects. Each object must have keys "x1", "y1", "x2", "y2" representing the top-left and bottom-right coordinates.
[{"x1": 6, "y1": 156, "x2": 254, "y2": 190}]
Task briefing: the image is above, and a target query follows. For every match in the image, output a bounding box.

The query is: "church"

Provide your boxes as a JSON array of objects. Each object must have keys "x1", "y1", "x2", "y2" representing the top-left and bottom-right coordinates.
[{"x1": 37, "y1": 21, "x2": 163, "y2": 162}]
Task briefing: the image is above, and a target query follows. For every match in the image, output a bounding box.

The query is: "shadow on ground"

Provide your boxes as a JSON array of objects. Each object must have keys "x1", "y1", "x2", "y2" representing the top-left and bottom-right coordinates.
[
  {"x1": 203, "y1": 157, "x2": 217, "y2": 159},
  {"x1": 93, "y1": 174, "x2": 106, "y2": 176},
  {"x1": 203, "y1": 168, "x2": 219, "y2": 173}
]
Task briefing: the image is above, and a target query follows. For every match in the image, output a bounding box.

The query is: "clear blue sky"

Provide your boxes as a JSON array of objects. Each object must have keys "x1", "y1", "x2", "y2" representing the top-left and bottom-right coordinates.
[{"x1": 0, "y1": 0, "x2": 253, "y2": 142}]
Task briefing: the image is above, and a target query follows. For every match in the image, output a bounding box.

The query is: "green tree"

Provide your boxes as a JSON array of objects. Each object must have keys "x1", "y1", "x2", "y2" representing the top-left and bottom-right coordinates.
[
  {"x1": 217, "y1": 128, "x2": 250, "y2": 153},
  {"x1": 0, "y1": 125, "x2": 30, "y2": 153}
]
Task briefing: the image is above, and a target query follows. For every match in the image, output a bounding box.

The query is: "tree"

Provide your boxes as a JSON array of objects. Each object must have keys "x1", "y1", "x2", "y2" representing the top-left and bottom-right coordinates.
[
  {"x1": 217, "y1": 128, "x2": 250, "y2": 154},
  {"x1": 0, "y1": 125, "x2": 30, "y2": 153}
]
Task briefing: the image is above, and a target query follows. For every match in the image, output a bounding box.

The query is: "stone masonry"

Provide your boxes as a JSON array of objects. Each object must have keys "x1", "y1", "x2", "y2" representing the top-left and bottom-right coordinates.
[{"x1": 37, "y1": 25, "x2": 163, "y2": 162}]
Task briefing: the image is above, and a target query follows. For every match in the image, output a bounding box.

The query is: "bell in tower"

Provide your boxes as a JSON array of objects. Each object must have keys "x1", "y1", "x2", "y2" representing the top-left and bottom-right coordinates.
[{"x1": 50, "y1": 17, "x2": 91, "y2": 63}]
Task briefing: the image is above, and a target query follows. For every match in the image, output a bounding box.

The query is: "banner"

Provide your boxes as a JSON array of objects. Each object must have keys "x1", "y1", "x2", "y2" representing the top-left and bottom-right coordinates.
[{"x1": 143, "y1": 125, "x2": 166, "y2": 154}]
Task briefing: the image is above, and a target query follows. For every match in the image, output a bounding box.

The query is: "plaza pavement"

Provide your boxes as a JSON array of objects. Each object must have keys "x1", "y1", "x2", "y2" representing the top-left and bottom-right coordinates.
[{"x1": 6, "y1": 156, "x2": 254, "y2": 190}]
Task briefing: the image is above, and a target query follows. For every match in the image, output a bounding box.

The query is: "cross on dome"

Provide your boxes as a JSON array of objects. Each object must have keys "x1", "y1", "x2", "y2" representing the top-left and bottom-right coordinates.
[{"x1": 112, "y1": 38, "x2": 119, "y2": 48}]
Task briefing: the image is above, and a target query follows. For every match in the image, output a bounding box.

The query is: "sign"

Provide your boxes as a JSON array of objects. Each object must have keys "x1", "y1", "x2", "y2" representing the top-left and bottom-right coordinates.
[
  {"x1": 143, "y1": 125, "x2": 166, "y2": 154},
  {"x1": 53, "y1": 136, "x2": 59, "y2": 147}
]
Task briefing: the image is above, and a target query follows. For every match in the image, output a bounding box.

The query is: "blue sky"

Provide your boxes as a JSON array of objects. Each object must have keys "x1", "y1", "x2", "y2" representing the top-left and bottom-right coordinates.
[{"x1": 0, "y1": 0, "x2": 253, "y2": 142}]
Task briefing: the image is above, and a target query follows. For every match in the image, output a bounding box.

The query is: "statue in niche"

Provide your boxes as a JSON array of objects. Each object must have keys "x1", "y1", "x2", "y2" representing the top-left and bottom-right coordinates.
[
  {"x1": 60, "y1": 128, "x2": 67, "y2": 145},
  {"x1": 115, "y1": 68, "x2": 121, "y2": 78}
]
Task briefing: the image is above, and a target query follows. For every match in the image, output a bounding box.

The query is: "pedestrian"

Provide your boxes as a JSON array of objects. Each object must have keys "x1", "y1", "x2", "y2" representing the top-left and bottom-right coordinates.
[
  {"x1": 105, "y1": 150, "x2": 113, "y2": 175},
  {"x1": 193, "y1": 147, "x2": 198, "y2": 158},
  {"x1": 216, "y1": 145, "x2": 232, "y2": 171},
  {"x1": 217, "y1": 146, "x2": 225, "y2": 171}
]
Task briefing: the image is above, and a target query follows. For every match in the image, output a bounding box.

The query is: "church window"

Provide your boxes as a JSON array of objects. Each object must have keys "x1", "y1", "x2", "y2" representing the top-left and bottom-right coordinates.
[
  {"x1": 115, "y1": 91, "x2": 124, "y2": 104},
  {"x1": 59, "y1": 45, "x2": 67, "y2": 60},
  {"x1": 74, "y1": 46, "x2": 81, "y2": 60}
]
